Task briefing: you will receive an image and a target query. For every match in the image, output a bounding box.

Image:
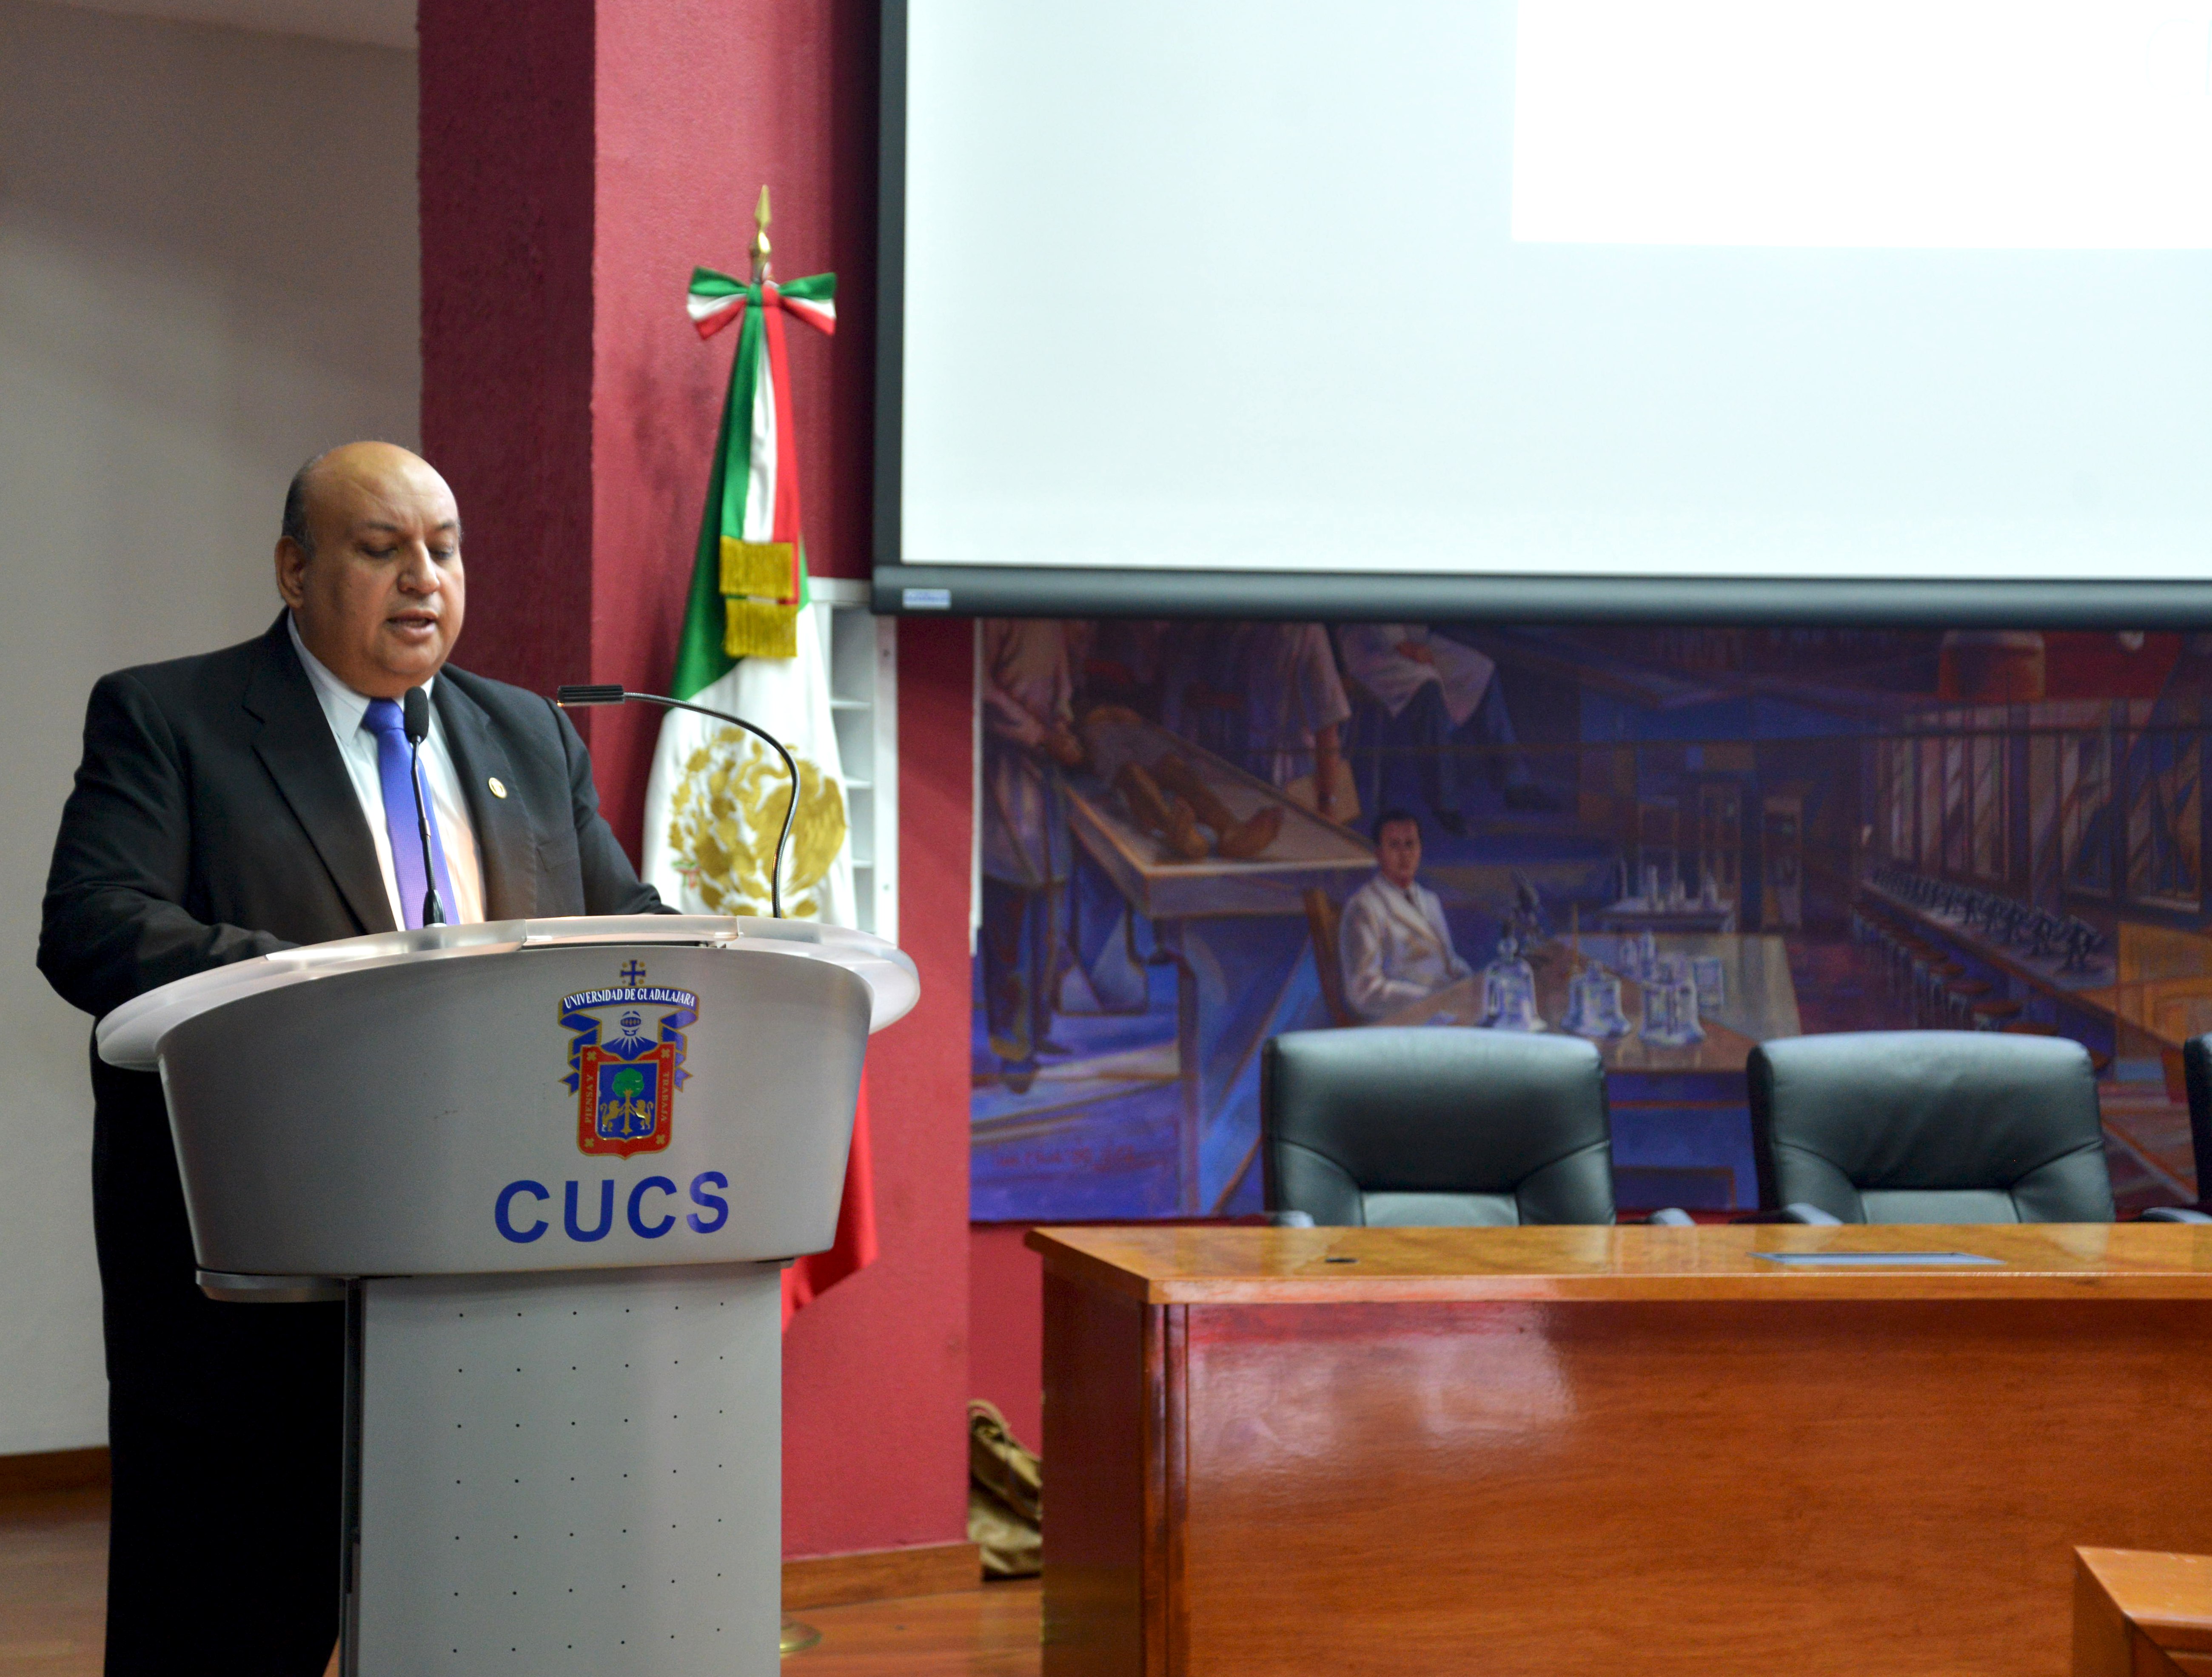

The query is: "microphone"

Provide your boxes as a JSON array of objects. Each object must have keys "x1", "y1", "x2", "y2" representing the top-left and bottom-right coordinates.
[
  {"x1": 555, "y1": 684, "x2": 798, "y2": 918},
  {"x1": 401, "y1": 685, "x2": 446, "y2": 927}
]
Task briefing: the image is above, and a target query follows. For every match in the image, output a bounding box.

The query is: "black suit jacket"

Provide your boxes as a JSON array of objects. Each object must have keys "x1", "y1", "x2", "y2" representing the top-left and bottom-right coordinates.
[
  {"x1": 40, "y1": 613, "x2": 665, "y2": 1419},
  {"x1": 41, "y1": 612, "x2": 663, "y2": 1019}
]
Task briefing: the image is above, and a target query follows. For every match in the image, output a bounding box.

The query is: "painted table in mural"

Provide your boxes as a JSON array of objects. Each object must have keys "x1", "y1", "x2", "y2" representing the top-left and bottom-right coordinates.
[
  {"x1": 1865, "y1": 883, "x2": 2212, "y2": 1170},
  {"x1": 1065, "y1": 728, "x2": 1377, "y2": 921},
  {"x1": 1863, "y1": 883, "x2": 2118, "y2": 1004},
  {"x1": 1861, "y1": 882, "x2": 2136, "y2": 1048},
  {"x1": 1370, "y1": 932, "x2": 1802, "y2": 1075},
  {"x1": 1593, "y1": 896, "x2": 1739, "y2": 935},
  {"x1": 1064, "y1": 723, "x2": 1377, "y2": 1213}
]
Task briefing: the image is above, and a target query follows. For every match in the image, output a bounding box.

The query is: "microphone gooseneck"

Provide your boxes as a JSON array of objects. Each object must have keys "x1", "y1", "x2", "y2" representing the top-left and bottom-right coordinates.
[
  {"x1": 554, "y1": 684, "x2": 797, "y2": 918},
  {"x1": 400, "y1": 685, "x2": 445, "y2": 927}
]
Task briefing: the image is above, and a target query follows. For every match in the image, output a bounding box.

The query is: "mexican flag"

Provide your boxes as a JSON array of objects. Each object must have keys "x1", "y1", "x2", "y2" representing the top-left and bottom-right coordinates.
[{"x1": 641, "y1": 252, "x2": 875, "y2": 1326}]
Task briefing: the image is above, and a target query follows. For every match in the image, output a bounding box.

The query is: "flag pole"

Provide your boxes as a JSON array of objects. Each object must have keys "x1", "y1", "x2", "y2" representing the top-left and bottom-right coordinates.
[{"x1": 750, "y1": 192, "x2": 827, "y2": 1660}]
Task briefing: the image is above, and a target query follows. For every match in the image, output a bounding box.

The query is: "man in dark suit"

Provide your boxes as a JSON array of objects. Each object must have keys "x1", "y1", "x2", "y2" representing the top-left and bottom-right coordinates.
[{"x1": 39, "y1": 441, "x2": 665, "y2": 1675}]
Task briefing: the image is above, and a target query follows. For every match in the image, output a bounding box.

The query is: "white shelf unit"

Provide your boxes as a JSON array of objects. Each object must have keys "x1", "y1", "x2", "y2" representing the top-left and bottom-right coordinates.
[{"x1": 812, "y1": 577, "x2": 898, "y2": 944}]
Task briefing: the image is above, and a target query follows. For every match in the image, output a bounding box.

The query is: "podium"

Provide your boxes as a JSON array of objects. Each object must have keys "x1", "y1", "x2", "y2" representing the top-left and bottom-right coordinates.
[{"x1": 97, "y1": 914, "x2": 918, "y2": 1677}]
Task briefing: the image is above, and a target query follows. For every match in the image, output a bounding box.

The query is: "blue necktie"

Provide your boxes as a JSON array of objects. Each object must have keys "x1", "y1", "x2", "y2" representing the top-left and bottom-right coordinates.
[{"x1": 362, "y1": 697, "x2": 457, "y2": 929}]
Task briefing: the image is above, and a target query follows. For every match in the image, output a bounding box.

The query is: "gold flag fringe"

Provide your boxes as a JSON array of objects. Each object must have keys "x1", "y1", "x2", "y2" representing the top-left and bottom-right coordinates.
[
  {"x1": 719, "y1": 538, "x2": 797, "y2": 602},
  {"x1": 724, "y1": 599, "x2": 800, "y2": 659}
]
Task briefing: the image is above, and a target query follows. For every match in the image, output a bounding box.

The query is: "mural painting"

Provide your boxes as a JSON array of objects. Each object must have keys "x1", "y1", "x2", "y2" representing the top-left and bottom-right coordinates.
[{"x1": 971, "y1": 621, "x2": 2207, "y2": 1221}]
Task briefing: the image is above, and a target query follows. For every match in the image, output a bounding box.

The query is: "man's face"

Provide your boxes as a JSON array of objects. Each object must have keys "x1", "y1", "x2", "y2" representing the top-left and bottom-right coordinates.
[
  {"x1": 276, "y1": 444, "x2": 466, "y2": 698},
  {"x1": 1377, "y1": 819, "x2": 1422, "y2": 888}
]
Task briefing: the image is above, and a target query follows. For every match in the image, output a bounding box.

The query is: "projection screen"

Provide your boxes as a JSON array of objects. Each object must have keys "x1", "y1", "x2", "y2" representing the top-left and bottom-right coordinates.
[{"x1": 875, "y1": 0, "x2": 2212, "y2": 621}]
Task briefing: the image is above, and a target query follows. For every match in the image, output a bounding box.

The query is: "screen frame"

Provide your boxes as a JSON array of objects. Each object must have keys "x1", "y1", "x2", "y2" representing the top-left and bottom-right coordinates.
[{"x1": 872, "y1": 0, "x2": 2212, "y2": 629}]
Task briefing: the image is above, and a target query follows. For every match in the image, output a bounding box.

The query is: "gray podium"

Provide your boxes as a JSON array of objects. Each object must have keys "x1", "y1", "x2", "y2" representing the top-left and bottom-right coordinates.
[{"x1": 96, "y1": 914, "x2": 919, "y2": 1676}]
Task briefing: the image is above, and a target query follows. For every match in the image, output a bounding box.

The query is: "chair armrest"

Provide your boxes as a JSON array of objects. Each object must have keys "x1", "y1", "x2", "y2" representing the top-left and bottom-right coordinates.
[
  {"x1": 2140, "y1": 1206, "x2": 2212, "y2": 1224},
  {"x1": 1644, "y1": 1207, "x2": 1697, "y2": 1228},
  {"x1": 1779, "y1": 1202, "x2": 1844, "y2": 1226},
  {"x1": 1267, "y1": 1210, "x2": 1317, "y2": 1228}
]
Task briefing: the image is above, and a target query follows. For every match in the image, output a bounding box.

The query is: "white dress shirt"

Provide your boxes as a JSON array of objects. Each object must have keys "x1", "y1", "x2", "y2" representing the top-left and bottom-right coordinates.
[
  {"x1": 1339, "y1": 871, "x2": 1472, "y2": 1019},
  {"x1": 287, "y1": 613, "x2": 486, "y2": 926}
]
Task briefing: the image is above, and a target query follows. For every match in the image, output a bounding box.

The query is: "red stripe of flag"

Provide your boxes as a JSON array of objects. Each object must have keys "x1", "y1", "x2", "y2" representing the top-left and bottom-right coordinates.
[{"x1": 781, "y1": 1070, "x2": 879, "y2": 1327}]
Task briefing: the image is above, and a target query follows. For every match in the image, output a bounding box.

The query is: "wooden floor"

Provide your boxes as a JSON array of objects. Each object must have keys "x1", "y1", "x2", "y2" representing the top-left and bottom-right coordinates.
[
  {"x1": 0, "y1": 1491, "x2": 103, "y2": 1675},
  {"x1": 0, "y1": 1489, "x2": 1041, "y2": 1676},
  {"x1": 785, "y1": 1584, "x2": 1042, "y2": 1675}
]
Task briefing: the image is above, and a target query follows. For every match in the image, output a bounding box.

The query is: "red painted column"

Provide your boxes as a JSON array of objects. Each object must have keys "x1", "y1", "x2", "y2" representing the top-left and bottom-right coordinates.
[
  {"x1": 420, "y1": 0, "x2": 971, "y2": 1560},
  {"x1": 418, "y1": 0, "x2": 597, "y2": 701},
  {"x1": 785, "y1": 615, "x2": 975, "y2": 1557}
]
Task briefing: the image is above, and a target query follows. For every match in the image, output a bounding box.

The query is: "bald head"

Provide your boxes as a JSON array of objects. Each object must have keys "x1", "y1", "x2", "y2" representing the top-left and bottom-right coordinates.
[{"x1": 275, "y1": 442, "x2": 466, "y2": 697}]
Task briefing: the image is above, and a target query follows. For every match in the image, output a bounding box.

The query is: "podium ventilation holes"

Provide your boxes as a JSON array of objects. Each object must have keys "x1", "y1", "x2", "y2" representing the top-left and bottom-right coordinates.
[{"x1": 374, "y1": 1272, "x2": 765, "y2": 1660}]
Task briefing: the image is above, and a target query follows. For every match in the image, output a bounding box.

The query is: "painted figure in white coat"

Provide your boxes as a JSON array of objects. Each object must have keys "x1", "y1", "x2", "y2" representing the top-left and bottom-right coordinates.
[
  {"x1": 1335, "y1": 624, "x2": 1549, "y2": 830},
  {"x1": 1339, "y1": 809, "x2": 1473, "y2": 1019}
]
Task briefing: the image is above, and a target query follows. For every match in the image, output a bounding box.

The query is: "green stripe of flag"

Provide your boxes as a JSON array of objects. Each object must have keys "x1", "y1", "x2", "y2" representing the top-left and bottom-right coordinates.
[{"x1": 671, "y1": 268, "x2": 834, "y2": 699}]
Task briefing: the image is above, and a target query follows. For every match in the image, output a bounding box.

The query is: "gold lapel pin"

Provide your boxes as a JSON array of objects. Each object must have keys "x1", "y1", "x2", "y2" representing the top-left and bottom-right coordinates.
[{"x1": 488, "y1": 776, "x2": 508, "y2": 799}]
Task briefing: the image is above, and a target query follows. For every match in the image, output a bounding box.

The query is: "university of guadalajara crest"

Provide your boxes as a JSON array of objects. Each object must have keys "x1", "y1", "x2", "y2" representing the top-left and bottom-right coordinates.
[{"x1": 559, "y1": 961, "x2": 700, "y2": 1158}]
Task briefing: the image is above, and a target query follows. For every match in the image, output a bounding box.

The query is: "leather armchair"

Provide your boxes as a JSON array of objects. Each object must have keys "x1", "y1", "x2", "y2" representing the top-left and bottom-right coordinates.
[
  {"x1": 2158, "y1": 1035, "x2": 2212, "y2": 1222},
  {"x1": 1262, "y1": 1028, "x2": 1615, "y2": 1226},
  {"x1": 2186, "y1": 1037, "x2": 2212, "y2": 1172},
  {"x1": 1747, "y1": 1030, "x2": 2114, "y2": 1224}
]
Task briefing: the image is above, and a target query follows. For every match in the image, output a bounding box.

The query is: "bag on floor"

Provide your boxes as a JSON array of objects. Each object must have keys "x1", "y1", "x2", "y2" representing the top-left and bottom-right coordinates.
[{"x1": 967, "y1": 1398, "x2": 1041, "y2": 1579}]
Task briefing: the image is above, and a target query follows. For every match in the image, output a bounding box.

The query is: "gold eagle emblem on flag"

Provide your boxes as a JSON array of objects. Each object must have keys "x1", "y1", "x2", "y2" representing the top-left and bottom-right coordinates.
[{"x1": 665, "y1": 724, "x2": 847, "y2": 919}]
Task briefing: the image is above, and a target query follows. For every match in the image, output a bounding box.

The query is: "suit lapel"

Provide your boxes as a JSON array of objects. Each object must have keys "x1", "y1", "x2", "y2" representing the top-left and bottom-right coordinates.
[
  {"x1": 244, "y1": 616, "x2": 394, "y2": 935},
  {"x1": 435, "y1": 676, "x2": 538, "y2": 920}
]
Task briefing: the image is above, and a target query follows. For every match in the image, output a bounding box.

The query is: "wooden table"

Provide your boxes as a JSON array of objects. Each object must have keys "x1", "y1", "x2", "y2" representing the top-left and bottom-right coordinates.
[
  {"x1": 2075, "y1": 1547, "x2": 2212, "y2": 1675},
  {"x1": 1031, "y1": 1224, "x2": 2212, "y2": 1677}
]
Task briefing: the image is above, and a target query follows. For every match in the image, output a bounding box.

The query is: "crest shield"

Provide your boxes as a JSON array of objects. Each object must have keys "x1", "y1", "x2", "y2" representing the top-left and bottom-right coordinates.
[
  {"x1": 577, "y1": 1039, "x2": 679, "y2": 1158},
  {"x1": 559, "y1": 974, "x2": 701, "y2": 1158}
]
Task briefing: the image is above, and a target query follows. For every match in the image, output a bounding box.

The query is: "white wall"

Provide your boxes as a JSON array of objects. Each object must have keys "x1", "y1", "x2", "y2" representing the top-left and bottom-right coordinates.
[{"x1": 0, "y1": 0, "x2": 418, "y2": 1453}]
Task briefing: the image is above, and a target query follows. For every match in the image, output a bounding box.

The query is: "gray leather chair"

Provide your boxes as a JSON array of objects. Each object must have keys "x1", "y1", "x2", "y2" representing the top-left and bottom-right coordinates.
[
  {"x1": 1747, "y1": 1030, "x2": 2114, "y2": 1224},
  {"x1": 2181, "y1": 1037, "x2": 2212, "y2": 1199},
  {"x1": 2165, "y1": 1035, "x2": 2212, "y2": 1221},
  {"x1": 1262, "y1": 1028, "x2": 1616, "y2": 1226}
]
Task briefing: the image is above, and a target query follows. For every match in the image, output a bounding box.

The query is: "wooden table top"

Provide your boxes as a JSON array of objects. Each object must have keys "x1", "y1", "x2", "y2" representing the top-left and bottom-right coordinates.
[
  {"x1": 2077, "y1": 1548, "x2": 2212, "y2": 1652},
  {"x1": 1027, "y1": 1221, "x2": 2212, "y2": 1305}
]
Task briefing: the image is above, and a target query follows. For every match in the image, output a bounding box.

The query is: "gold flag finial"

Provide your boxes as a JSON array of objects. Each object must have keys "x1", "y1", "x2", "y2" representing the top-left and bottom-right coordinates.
[{"x1": 750, "y1": 185, "x2": 772, "y2": 282}]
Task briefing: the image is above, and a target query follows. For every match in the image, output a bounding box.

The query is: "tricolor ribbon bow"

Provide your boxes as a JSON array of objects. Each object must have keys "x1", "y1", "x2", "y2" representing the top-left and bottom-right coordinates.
[{"x1": 684, "y1": 264, "x2": 836, "y2": 656}]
